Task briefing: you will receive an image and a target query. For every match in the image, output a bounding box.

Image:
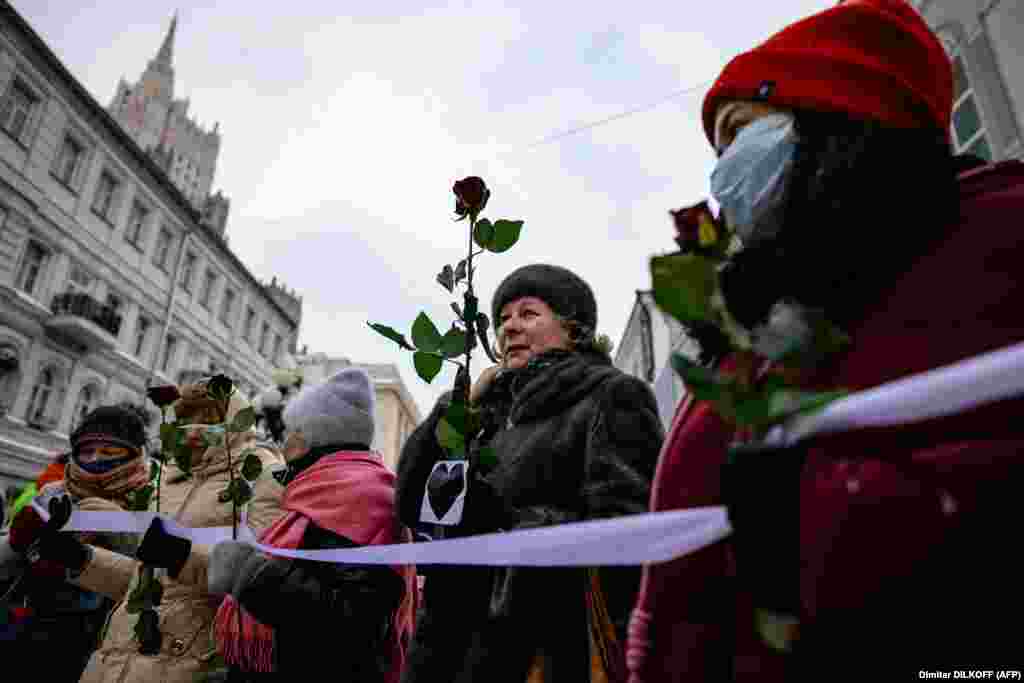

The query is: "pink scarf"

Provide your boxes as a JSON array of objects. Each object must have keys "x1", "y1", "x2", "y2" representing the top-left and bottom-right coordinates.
[{"x1": 214, "y1": 451, "x2": 417, "y2": 680}]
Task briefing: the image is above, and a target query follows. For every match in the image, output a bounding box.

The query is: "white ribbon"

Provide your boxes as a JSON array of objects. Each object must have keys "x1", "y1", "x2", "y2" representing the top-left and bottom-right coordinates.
[
  {"x1": 38, "y1": 341, "x2": 1024, "y2": 567},
  {"x1": 765, "y1": 340, "x2": 1024, "y2": 447},
  {"x1": 59, "y1": 507, "x2": 731, "y2": 567}
]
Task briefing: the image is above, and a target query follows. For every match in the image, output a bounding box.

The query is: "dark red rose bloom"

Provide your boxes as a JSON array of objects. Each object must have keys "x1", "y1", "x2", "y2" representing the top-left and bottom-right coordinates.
[
  {"x1": 453, "y1": 176, "x2": 490, "y2": 220},
  {"x1": 669, "y1": 200, "x2": 724, "y2": 253},
  {"x1": 146, "y1": 385, "x2": 181, "y2": 408}
]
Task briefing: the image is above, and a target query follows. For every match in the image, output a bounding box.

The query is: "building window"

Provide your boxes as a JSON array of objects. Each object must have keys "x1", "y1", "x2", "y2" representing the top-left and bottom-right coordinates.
[
  {"x1": 161, "y1": 335, "x2": 178, "y2": 374},
  {"x1": 258, "y1": 322, "x2": 270, "y2": 356},
  {"x1": 105, "y1": 291, "x2": 123, "y2": 315},
  {"x1": 244, "y1": 307, "x2": 256, "y2": 342},
  {"x1": 153, "y1": 226, "x2": 173, "y2": 272},
  {"x1": 52, "y1": 133, "x2": 85, "y2": 189},
  {"x1": 124, "y1": 201, "x2": 150, "y2": 248},
  {"x1": 134, "y1": 316, "x2": 151, "y2": 358},
  {"x1": 15, "y1": 240, "x2": 48, "y2": 297},
  {"x1": 66, "y1": 263, "x2": 94, "y2": 294},
  {"x1": 27, "y1": 366, "x2": 58, "y2": 426},
  {"x1": 92, "y1": 171, "x2": 122, "y2": 221},
  {"x1": 199, "y1": 269, "x2": 217, "y2": 309},
  {"x1": 220, "y1": 289, "x2": 236, "y2": 326},
  {"x1": 0, "y1": 78, "x2": 39, "y2": 144},
  {"x1": 72, "y1": 384, "x2": 97, "y2": 430},
  {"x1": 180, "y1": 251, "x2": 197, "y2": 291},
  {"x1": 950, "y1": 53, "x2": 993, "y2": 162}
]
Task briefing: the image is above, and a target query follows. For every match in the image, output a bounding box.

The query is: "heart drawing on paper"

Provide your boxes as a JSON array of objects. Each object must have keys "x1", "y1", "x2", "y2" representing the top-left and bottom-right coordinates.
[{"x1": 427, "y1": 461, "x2": 466, "y2": 521}]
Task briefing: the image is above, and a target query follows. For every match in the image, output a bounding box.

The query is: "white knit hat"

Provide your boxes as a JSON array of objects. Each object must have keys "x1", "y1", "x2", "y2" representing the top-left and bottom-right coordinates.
[{"x1": 282, "y1": 368, "x2": 375, "y2": 449}]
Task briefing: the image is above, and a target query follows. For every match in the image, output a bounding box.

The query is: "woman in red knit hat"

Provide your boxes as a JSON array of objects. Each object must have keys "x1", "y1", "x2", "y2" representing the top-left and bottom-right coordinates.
[{"x1": 627, "y1": 1, "x2": 1024, "y2": 680}]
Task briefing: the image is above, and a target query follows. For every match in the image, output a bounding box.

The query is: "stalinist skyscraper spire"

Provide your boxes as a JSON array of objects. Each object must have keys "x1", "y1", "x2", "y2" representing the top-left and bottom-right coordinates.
[{"x1": 108, "y1": 11, "x2": 232, "y2": 236}]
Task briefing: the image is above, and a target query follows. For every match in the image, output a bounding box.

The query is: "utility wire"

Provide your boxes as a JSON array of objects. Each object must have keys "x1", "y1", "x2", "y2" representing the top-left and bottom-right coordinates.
[{"x1": 524, "y1": 79, "x2": 714, "y2": 149}]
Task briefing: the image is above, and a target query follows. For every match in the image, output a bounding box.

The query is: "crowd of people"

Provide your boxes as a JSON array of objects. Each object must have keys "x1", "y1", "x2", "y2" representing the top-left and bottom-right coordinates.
[{"x1": 2, "y1": 0, "x2": 1024, "y2": 679}]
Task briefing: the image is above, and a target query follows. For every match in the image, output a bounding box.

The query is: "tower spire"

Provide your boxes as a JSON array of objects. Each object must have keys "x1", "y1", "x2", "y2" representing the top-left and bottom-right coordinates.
[{"x1": 156, "y1": 11, "x2": 178, "y2": 67}]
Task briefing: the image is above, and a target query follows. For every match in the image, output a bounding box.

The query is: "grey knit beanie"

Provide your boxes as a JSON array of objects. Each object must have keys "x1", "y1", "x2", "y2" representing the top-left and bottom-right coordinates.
[{"x1": 282, "y1": 368, "x2": 375, "y2": 449}]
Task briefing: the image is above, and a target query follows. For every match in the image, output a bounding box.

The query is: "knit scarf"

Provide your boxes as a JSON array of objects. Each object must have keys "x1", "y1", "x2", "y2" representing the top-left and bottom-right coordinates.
[
  {"x1": 64, "y1": 439, "x2": 149, "y2": 503},
  {"x1": 214, "y1": 451, "x2": 417, "y2": 679}
]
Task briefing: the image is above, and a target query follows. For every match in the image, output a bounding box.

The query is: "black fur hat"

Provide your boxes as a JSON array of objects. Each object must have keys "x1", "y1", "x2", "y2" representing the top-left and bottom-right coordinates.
[{"x1": 491, "y1": 264, "x2": 597, "y2": 337}]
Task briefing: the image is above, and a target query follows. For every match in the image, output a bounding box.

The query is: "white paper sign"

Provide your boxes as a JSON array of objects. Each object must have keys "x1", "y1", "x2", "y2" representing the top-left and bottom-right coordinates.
[{"x1": 419, "y1": 459, "x2": 468, "y2": 526}]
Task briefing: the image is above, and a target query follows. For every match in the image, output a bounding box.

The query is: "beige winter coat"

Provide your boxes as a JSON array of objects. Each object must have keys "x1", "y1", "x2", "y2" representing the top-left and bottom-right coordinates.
[{"x1": 74, "y1": 423, "x2": 285, "y2": 683}]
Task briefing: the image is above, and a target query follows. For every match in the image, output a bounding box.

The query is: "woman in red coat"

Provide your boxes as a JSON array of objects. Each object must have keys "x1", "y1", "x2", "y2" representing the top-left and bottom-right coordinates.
[{"x1": 627, "y1": 0, "x2": 1024, "y2": 679}]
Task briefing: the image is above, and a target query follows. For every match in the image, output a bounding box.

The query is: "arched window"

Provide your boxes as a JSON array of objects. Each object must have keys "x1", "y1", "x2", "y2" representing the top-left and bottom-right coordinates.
[
  {"x1": 72, "y1": 384, "x2": 98, "y2": 430},
  {"x1": 0, "y1": 344, "x2": 21, "y2": 416},
  {"x1": 28, "y1": 366, "x2": 57, "y2": 425}
]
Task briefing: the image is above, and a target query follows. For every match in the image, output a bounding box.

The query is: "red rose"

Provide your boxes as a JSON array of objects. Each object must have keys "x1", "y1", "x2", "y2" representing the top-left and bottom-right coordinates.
[
  {"x1": 453, "y1": 176, "x2": 490, "y2": 220},
  {"x1": 146, "y1": 385, "x2": 181, "y2": 408},
  {"x1": 669, "y1": 200, "x2": 723, "y2": 253}
]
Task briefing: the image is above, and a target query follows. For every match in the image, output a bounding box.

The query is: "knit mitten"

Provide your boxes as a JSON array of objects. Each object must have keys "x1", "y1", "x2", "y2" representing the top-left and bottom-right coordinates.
[{"x1": 208, "y1": 540, "x2": 258, "y2": 596}]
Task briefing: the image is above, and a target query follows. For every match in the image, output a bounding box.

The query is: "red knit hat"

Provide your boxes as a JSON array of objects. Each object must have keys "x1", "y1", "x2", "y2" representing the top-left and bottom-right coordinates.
[{"x1": 702, "y1": 0, "x2": 953, "y2": 145}]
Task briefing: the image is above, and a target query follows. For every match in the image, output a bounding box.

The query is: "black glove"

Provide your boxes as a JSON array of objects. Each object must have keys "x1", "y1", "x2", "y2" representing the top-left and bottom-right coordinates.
[
  {"x1": 721, "y1": 441, "x2": 806, "y2": 652},
  {"x1": 136, "y1": 518, "x2": 193, "y2": 579},
  {"x1": 13, "y1": 496, "x2": 92, "y2": 579}
]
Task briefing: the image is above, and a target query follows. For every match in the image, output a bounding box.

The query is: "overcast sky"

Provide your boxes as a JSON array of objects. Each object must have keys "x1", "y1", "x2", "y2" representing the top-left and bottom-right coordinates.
[{"x1": 16, "y1": 0, "x2": 833, "y2": 417}]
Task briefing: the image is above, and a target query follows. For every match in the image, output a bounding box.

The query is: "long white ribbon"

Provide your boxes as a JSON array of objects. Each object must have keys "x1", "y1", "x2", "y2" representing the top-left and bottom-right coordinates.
[
  {"x1": 39, "y1": 341, "x2": 1024, "y2": 567},
  {"x1": 765, "y1": 340, "x2": 1024, "y2": 446},
  {"x1": 59, "y1": 507, "x2": 731, "y2": 567}
]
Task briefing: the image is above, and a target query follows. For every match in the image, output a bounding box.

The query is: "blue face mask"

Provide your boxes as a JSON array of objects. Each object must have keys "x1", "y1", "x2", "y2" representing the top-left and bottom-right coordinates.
[
  {"x1": 73, "y1": 452, "x2": 137, "y2": 475},
  {"x1": 710, "y1": 113, "x2": 799, "y2": 245}
]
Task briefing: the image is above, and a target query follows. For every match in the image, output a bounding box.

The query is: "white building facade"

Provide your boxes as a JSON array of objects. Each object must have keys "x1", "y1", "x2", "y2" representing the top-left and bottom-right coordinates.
[
  {"x1": 0, "y1": 4, "x2": 301, "y2": 492},
  {"x1": 613, "y1": 290, "x2": 700, "y2": 430},
  {"x1": 912, "y1": 0, "x2": 1023, "y2": 162}
]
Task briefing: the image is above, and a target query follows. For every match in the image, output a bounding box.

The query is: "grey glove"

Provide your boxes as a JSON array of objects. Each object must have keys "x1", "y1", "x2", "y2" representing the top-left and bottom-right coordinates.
[{"x1": 208, "y1": 541, "x2": 258, "y2": 596}]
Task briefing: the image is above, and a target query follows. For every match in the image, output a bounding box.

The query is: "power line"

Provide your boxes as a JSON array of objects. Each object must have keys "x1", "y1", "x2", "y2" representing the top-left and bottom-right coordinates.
[{"x1": 524, "y1": 79, "x2": 714, "y2": 149}]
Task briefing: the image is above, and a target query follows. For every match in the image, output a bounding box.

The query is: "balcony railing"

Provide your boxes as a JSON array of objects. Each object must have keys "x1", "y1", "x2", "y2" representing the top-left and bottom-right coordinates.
[{"x1": 50, "y1": 292, "x2": 122, "y2": 337}]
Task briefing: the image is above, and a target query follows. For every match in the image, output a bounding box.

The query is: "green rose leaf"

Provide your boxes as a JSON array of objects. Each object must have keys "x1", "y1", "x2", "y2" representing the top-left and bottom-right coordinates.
[
  {"x1": 411, "y1": 312, "x2": 444, "y2": 353},
  {"x1": 128, "y1": 484, "x2": 154, "y2": 512},
  {"x1": 650, "y1": 252, "x2": 717, "y2": 325},
  {"x1": 474, "y1": 313, "x2": 499, "y2": 363},
  {"x1": 229, "y1": 406, "x2": 256, "y2": 433},
  {"x1": 473, "y1": 218, "x2": 495, "y2": 249},
  {"x1": 454, "y1": 259, "x2": 469, "y2": 285},
  {"x1": 241, "y1": 451, "x2": 263, "y2": 481},
  {"x1": 435, "y1": 417, "x2": 466, "y2": 453},
  {"x1": 436, "y1": 265, "x2": 455, "y2": 293},
  {"x1": 149, "y1": 460, "x2": 161, "y2": 482},
  {"x1": 477, "y1": 446, "x2": 498, "y2": 467},
  {"x1": 441, "y1": 327, "x2": 467, "y2": 359},
  {"x1": 135, "y1": 608, "x2": 161, "y2": 653},
  {"x1": 444, "y1": 400, "x2": 469, "y2": 435},
  {"x1": 487, "y1": 219, "x2": 524, "y2": 253},
  {"x1": 367, "y1": 322, "x2": 415, "y2": 351},
  {"x1": 413, "y1": 351, "x2": 443, "y2": 383},
  {"x1": 232, "y1": 479, "x2": 254, "y2": 506}
]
